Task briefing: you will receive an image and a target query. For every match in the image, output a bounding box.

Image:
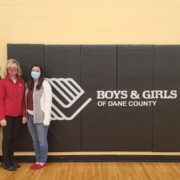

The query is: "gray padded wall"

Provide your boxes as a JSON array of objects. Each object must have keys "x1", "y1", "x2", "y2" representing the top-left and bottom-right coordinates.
[{"x1": 7, "y1": 44, "x2": 180, "y2": 152}]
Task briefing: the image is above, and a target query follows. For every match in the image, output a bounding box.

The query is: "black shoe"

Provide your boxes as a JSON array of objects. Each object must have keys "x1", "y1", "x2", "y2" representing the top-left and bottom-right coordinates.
[
  {"x1": 13, "y1": 163, "x2": 21, "y2": 169},
  {"x1": 3, "y1": 164, "x2": 17, "y2": 171}
]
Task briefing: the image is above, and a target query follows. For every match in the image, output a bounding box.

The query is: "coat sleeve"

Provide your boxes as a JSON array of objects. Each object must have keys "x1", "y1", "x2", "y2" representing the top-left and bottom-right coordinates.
[
  {"x1": 22, "y1": 81, "x2": 26, "y2": 117},
  {"x1": 0, "y1": 80, "x2": 5, "y2": 120},
  {"x1": 43, "y1": 80, "x2": 52, "y2": 126}
]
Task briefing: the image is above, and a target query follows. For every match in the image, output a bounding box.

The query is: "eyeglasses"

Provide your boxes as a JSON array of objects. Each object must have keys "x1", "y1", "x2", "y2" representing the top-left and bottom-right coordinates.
[{"x1": 8, "y1": 67, "x2": 18, "y2": 71}]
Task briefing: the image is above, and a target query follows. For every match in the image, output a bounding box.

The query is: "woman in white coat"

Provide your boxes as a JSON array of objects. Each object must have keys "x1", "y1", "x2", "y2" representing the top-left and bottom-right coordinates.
[{"x1": 25, "y1": 64, "x2": 52, "y2": 170}]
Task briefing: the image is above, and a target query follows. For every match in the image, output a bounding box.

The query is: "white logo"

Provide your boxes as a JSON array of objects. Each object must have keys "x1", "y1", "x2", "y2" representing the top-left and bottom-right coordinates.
[{"x1": 46, "y1": 78, "x2": 92, "y2": 120}]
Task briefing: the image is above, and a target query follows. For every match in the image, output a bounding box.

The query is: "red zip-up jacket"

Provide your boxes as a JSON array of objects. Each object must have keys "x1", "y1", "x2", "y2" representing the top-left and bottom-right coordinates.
[{"x1": 0, "y1": 77, "x2": 26, "y2": 120}]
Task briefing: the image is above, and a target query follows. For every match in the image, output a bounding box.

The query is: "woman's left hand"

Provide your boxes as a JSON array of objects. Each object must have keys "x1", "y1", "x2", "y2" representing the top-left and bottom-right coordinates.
[{"x1": 22, "y1": 117, "x2": 27, "y2": 124}]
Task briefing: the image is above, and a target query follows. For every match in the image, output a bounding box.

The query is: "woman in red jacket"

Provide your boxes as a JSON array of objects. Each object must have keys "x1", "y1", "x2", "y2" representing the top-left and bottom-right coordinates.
[
  {"x1": 0, "y1": 65, "x2": 2, "y2": 168},
  {"x1": 0, "y1": 59, "x2": 26, "y2": 171}
]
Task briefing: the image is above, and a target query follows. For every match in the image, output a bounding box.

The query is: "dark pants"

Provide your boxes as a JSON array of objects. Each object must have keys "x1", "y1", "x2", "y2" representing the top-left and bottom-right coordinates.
[{"x1": 2, "y1": 116, "x2": 21, "y2": 166}]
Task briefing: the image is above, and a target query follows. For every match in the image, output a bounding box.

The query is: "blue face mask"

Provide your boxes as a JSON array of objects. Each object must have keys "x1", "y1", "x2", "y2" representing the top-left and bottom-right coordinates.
[{"x1": 31, "y1": 71, "x2": 41, "y2": 79}]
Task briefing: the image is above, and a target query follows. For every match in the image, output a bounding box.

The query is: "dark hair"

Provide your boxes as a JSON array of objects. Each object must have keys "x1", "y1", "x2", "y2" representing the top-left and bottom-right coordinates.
[{"x1": 27, "y1": 65, "x2": 44, "y2": 90}]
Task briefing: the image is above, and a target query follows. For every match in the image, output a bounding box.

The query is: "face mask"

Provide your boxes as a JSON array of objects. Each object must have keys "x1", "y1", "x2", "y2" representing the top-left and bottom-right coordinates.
[
  {"x1": 31, "y1": 71, "x2": 41, "y2": 79},
  {"x1": 8, "y1": 68, "x2": 18, "y2": 76},
  {"x1": 8, "y1": 70, "x2": 17, "y2": 76}
]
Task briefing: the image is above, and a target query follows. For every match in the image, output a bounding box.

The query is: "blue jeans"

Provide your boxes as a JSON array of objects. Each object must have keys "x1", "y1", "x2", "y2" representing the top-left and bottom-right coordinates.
[{"x1": 27, "y1": 114, "x2": 49, "y2": 163}]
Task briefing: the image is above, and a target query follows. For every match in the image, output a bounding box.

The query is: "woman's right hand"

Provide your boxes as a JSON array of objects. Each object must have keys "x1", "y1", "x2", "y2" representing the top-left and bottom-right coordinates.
[{"x1": 0, "y1": 119, "x2": 7, "y2": 126}]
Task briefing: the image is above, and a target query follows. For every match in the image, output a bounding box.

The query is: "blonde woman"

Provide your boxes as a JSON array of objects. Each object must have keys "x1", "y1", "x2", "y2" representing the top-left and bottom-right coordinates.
[
  {"x1": 0, "y1": 65, "x2": 2, "y2": 79},
  {"x1": 0, "y1": 59, "x2": 26, "y2": 171},
  {"x1": 0, "y1": 65, "x2": 2, "y2": 168}
]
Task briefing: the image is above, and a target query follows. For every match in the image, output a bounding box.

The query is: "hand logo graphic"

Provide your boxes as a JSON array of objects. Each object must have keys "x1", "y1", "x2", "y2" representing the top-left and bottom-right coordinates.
[{"x1": 46, "y1": 78, "x2": 92, "y2": 120}]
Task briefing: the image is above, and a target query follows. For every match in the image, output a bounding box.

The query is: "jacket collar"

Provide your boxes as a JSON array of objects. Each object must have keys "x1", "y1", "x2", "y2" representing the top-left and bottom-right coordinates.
[{"x1": 6, "y1": 76, "x2": 21, "y2": 85}]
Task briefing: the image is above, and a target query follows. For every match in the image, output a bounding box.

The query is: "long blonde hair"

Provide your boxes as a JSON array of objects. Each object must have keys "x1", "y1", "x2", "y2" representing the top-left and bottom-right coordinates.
[
  {"x1": 0, "y1": 65, "x2": 2, "y2": 78},
  {"x1": 5, "y1": 59, "x2": 22, "y2": 77}
]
